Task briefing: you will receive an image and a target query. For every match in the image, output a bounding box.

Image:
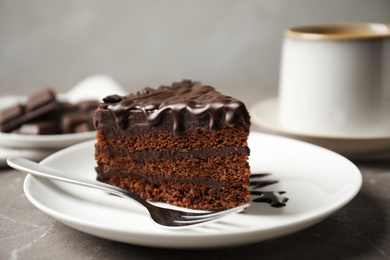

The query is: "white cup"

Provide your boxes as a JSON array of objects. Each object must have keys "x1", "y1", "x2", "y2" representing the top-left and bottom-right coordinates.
[{"x1": 278, "y1": 23, "x2": 390, "y2": 137}]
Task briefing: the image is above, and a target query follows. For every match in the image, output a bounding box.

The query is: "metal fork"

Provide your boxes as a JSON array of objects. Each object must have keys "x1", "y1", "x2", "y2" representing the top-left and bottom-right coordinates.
[{"x1": 7, "y1": 157, "x2": 249, "y2": 229}]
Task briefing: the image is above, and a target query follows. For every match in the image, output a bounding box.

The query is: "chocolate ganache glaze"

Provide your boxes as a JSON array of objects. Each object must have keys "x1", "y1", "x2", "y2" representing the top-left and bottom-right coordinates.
[{"x1": 100, "y1": 80, "x2": 250, "y2": 133}]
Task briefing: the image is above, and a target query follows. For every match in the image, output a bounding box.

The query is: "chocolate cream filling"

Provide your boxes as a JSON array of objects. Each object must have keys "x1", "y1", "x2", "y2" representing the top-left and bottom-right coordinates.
[
  {"x1": 96, "y1": 145, "x2": 249, "y2": 161},
  {"x1": 96, "y1": 167, "x2": 249, "y2": 192}
]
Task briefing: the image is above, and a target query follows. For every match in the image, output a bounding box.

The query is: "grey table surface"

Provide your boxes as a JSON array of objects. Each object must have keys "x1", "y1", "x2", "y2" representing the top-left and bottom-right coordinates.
[{"x1": 1, "y1": 86, "x2": 390, "y2": 260}]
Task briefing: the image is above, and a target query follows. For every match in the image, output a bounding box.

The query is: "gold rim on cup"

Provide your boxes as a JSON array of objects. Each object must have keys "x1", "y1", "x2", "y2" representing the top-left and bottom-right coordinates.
[{"x1": 286, "y1": 23, "x2": 390, "y2": 40}]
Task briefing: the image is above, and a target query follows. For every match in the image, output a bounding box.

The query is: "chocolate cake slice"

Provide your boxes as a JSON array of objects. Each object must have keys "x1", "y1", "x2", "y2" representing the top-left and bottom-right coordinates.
[{"x1": 93, "y1": 80, "x2": 251, "y2": 210}]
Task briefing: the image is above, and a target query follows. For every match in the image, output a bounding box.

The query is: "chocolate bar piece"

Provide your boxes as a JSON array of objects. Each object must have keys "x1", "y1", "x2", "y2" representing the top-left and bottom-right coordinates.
[
  {"x1": 0, "y1": 89, "x2": 59, "y2": 133},
  {"x1": 0, "y1": 105, "x2": 25, "y2": 133},
  {"x1": 61, "y1": 112, "x2": 89, "y2": 133},
  {"x1": 0, "y1": 104, "x2": 24, "y2": 124},
  {"x1": 0, "y1": 88, "x2": 99, "y2": 135},
  {"x1": 77, "y1": 100, "x2": 100, "y2": 128},
  {"x1": 18, "y1": 122, "x2": 61, "y2": 135},
  {"x1": 25, "y1": 89, "x2": 56, "y2": 113},
  {"x1": 74, "y1": 122, "x2": 91, "y2": 133},
  {"x1": 0, "y1": 102, "x2": 59, "y2": 133}
]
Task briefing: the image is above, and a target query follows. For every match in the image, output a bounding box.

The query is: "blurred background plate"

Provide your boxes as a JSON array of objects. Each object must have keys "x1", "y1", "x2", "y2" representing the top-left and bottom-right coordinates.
[
  {"x1": 250, "y1": 98, "x2": 390, "y2": 160},
  {"x1": 0, "y1": 130, "x2": 96, "y2": 149}
]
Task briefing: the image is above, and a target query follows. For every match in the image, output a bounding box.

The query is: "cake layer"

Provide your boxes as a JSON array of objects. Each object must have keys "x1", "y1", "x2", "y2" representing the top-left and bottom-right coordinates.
[
  {"x1": 97, "y1": 173, "x2": 250, "y2": 210},
  {"x1": 95, "y1": 153, "x2": 251, "y2": 182},
  {"x1": 95, "y1": 125, "x2": 249, "y2": 153}
]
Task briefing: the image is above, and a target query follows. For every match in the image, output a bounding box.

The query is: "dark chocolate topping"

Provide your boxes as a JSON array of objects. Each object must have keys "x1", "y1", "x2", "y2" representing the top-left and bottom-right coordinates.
[{"x1": 101, "y1": 80, "x2": 250, "y2": 133}]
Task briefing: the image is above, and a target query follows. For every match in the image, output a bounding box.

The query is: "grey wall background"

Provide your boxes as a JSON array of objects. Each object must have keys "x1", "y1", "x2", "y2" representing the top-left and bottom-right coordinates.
[{"x1": 0, "y1": 0, "x2": 389, "y2": 104}]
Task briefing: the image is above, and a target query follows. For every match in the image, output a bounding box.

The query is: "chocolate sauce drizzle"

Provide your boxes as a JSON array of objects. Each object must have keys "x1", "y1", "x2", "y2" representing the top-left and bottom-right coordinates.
[
  {"x1": 249, "y1": 173, "x2": 289, "y2": 208},
  {"x1": 102, "y1": 80, "x2": 250, "y2": 133}
]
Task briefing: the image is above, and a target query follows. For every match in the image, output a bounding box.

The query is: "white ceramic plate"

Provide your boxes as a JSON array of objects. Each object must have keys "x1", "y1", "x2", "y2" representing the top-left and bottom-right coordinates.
[
  {"x1": 250, "y1": 98, "x2": 390, "y2": 160},
  {"x1": 23, "y1": 132, "x2": 362, "y2": 249}
]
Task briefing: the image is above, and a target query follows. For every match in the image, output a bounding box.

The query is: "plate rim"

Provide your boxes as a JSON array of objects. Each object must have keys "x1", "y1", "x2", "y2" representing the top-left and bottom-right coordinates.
[
  {"x1": 0, "y1": 130, "x2": 96, "y2": 149},
  {"x1": 22, "y1": 132, "x2": 362, "y2": 248}
]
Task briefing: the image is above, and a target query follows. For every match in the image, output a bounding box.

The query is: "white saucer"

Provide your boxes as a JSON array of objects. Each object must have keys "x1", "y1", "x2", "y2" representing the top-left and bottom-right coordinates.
[
  {"x1": 23, "y1": 132, "x2": 362, "y2": 248},
  {"x1": 250, "y1": 97, "x2": 390, "y2": 160}
]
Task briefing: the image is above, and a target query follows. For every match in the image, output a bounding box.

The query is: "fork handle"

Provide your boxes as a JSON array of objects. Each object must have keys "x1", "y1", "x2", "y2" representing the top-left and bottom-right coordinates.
[{"x1": 7, "y1": 157, "x2": 147, "y2": 207}]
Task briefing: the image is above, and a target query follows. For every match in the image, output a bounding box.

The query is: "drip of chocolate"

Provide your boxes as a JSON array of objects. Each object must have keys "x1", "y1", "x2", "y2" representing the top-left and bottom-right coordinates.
[
  {"x1": 250, "y1": 191, "x2": 288, "y2": 208},
  {"x1": 101, "y1": 80, "x2": 250, "y2": 133},
  {"x1": 249, "y1": 173, "x2": 289, "y2": 208},
  {"x1": 249, "y1": 173, "x2": 279, "y2": 189}
]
